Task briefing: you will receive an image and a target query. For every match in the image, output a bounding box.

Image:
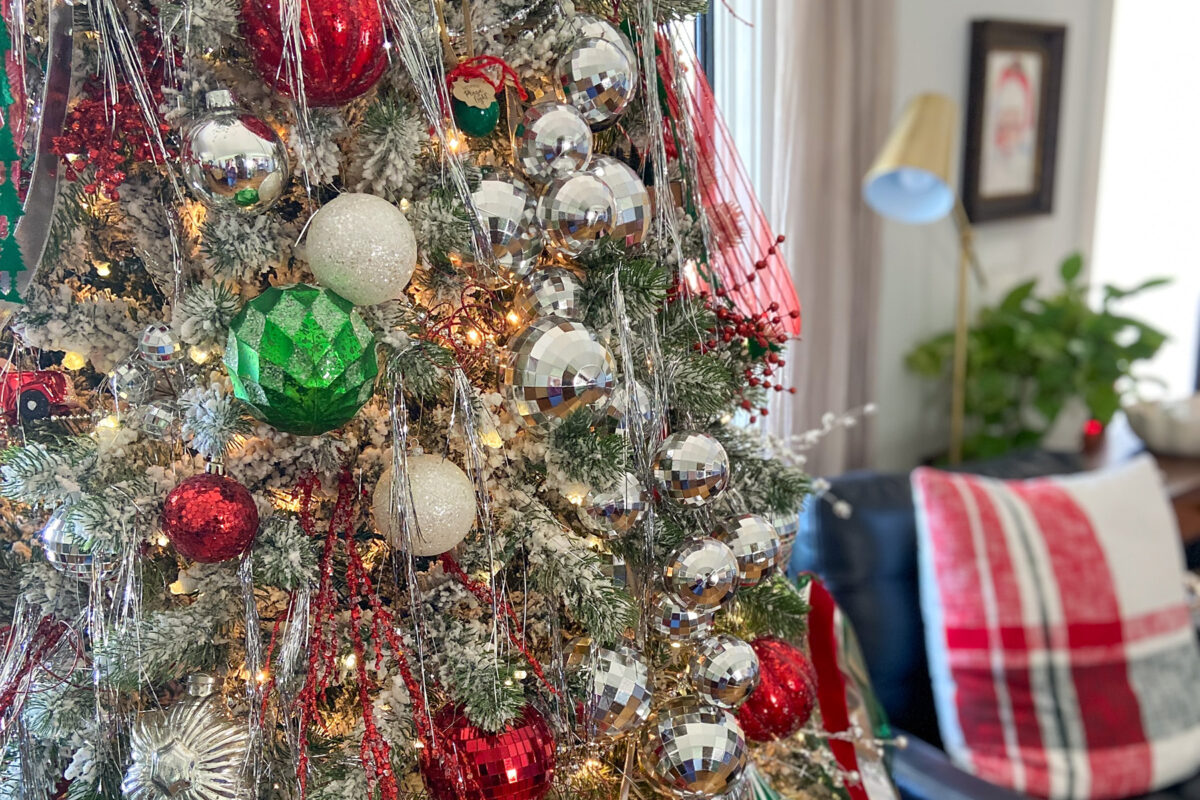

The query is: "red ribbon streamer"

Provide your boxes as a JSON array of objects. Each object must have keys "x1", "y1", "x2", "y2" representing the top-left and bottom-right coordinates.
[{"x1": 446, "y1": 55, "x2": 528, "y2": 102}]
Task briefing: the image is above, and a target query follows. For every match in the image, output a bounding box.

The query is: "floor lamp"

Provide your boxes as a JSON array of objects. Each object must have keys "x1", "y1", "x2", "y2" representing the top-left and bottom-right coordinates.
[{"x1": 863, "y1": 93, "x2": 984, "y2": 464}]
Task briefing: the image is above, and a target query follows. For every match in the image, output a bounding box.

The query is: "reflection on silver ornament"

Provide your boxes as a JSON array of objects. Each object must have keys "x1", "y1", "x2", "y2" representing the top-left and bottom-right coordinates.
[
  {"x1": 501, "y1": 316, "x2": 615, "y2": 429},
  {"x1": 181, "y1": 90, "x2": 290, "y2": 215},
  {"x1": 648, "y1": 592, "x2": 714, "y2": 642},
  {"x1": 139, "y1": 323, "x2": 182, "y2": 368},
  {"x1": 140, "y1": 400, "x2": 177, "y2": 439},
  {"x1": 469, "y1": 171, "x2": 544, "y2": 281},
  {"x1": 584, "y1": 472, "x2": 649, "y2": 538},
  {"x1": 109, "y1": 361, "x2": 155, "y2": 405},
  {"x1": 585, "y1": 646, "x2": 653, "y2": 738},
  {"x1": 652, "y1": 431, "x2": 730, "y2": 507},
  {"x1": 41, "y1": 503, "x2": 115, "y2": 580},
  {"x1": 689, "y1": 635, "x2": 761, "y2": 709},
  {"x1": 664, "y1": 537, "x2": 739, "y2": 610},
  {"x1": 606, "y1": 381, "x2": 654, "y2": 436},
  {"x1": 589, "y1": 155, "x2": 651, "y2": 247},
  {"x1": 513, "y1": 268, "x2": 585, "y2": 321},
  {"x1": 537, "y1": 172, "x2": 614, "y2": 256},
  {"x1": 556, "y1": 37, "x2": 636, "y2": 130},
  {"x1": 711, "y1": 514, "x2": 782, "y2": 589},
  {"x1": 639, "y1": 696, "x2": 748, "y2": 799},
  {"x1": 513, "y1": 101, "x2": 593, "y2": 185}
]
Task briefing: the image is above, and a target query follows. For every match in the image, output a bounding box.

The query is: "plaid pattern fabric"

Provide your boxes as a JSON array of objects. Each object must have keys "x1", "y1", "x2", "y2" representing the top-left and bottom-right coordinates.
[{"x1": 912, "y1": 455, "x2": 1200, "y2": 800}]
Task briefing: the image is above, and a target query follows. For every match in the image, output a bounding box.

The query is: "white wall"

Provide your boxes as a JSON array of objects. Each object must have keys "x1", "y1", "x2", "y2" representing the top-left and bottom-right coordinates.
[{"x1": 872, "y1": 0, "x2": 1114, "y2": 469}]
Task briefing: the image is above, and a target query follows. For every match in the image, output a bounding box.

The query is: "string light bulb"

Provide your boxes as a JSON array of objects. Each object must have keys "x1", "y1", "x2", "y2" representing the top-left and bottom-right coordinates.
[
  {"x1": 61, "y1": 351, "x2": 86, "y2": 370},
  {"x1": 94, "y1": 261, "x2": 111, "y2": 277},
  {"x1": 188, "y1": 345, "x2": 210, "y2": 364}
]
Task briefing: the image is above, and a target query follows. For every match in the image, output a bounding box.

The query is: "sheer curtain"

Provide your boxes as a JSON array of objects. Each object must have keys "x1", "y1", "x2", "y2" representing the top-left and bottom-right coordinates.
[{"x1": 713, "y1": 1, "x2": 894, "y2": 475}]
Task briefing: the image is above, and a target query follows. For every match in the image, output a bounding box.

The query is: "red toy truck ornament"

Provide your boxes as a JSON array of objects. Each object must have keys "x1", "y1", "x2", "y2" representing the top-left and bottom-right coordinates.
[{"x1": 0, "y1": 370, "x2": 75, "y2": 420}]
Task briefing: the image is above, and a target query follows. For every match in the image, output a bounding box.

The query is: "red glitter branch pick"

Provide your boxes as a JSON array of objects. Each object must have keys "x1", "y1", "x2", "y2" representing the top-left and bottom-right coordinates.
[{"x1": 447, "y1": 55, "x2": 529, "y2": 102}]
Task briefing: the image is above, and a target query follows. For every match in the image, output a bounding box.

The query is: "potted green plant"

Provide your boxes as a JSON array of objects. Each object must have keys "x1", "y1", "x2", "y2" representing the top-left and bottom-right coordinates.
[{"x1": 905, "y1": 253, "x2": 1169, "y2": 461}]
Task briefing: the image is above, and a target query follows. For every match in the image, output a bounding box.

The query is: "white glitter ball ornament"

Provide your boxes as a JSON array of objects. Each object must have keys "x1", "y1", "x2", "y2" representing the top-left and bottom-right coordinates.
[
  {"x1": 305, "y1": 193, "x2": 417, "y2": 306},
  {"x1": 373, "y1": 455, "x2": 477, "y2": 557}
]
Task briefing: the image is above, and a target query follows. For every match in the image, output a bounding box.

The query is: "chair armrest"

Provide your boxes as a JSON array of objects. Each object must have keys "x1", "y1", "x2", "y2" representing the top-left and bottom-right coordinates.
[{"x1": 892, "y1": 732, "x2": 1028, "y2": 800}]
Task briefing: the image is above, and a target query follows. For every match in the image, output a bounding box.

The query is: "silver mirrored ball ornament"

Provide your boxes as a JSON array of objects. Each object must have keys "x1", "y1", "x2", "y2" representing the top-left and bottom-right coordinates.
[
  {"x1": 569, "y1": 15, "x2": 639, "y2": 77},
  {"x1": 585, "y1": 645, "x2": 653, "y2": 738},
  {"x1": 109, "y1": 361, "x2": 155, "y2": 405},
  {"x1": 606, "y1": 381, "x2": 655, "y2": 436},
  {"x1": 664, "y1": 537, "x2": 740, "y2": 610},
  {"x1": 711, "y1": 514, "x2": 782, "y2": 589},
  {"x1": 41, "y1": 503, "x2": 116, "y2": 580},
  {"x1": 688, "y1": 635, "x2": 761, "y2": 709},
  {"x1": 583, "y1": 472, "x2": 649, "y2": 538},
  {"x1": 513, "y1": 267, "x2": 585, "y2": 321},
  {"x1": 469, "y1": 171, "x2": 544, "y2": 282},
  {"x1": 139, "y1": 323, "x2": 182, "y2": 368},
  {"x1": 556, "y1": 37, "x2": 636, "y2": 130},
  {"x1": 639, "y1": 696, "x2": 748, "y2": 799},
  {"x1": 648, "y1": 591, "x2": 714, "y2": 642},
  {"x1": 502, "y1": 316, "x2": 615, "y2": 429},
  {"x1": 140, "y1": 400, "x2": 177, "y2": 439},
  {"x1": 589, "y1": 155, "x2": 651, "y2": 247},
  {"x1": 652, "y1": 431, "x2": 730, "y2": 507},
  {"x1": 537, "y1": 172, "x2": 614, "y2": 256},
  {"x1": 771, "y1": 511, "x2": 801, "y2": 569},
  {"x1": 513, "y1": 101, "x2": 593, "y2": 185}
]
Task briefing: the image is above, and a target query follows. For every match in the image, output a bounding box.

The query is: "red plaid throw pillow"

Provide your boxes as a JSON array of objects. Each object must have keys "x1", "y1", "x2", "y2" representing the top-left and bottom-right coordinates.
[{"x1": 913, "y1": 455, "x2": 1200, "y2": 799}]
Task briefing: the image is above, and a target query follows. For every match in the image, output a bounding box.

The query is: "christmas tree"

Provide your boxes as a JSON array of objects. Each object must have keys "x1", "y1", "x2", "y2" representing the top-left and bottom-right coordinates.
[{"x1": 0, "y1": 2, "x2": 881, "y2": 800}]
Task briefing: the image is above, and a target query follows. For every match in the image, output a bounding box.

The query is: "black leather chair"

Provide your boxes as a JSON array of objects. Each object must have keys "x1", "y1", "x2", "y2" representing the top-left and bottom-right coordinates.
[{"x1": 791, "y1": 451, "x2": 1200, "y2": 800}]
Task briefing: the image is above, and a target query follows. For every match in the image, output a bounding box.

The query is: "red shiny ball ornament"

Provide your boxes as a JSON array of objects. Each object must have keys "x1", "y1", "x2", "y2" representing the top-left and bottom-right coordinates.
[
  {"x1": 161, "y1": 473, "x2": 260, "y2": 563},
  {"x1": 240, "y1": 0, "x2": 387, "y2": 106},
  {"x1": 736, "y1": 636, "x2": 817, "y2": 742},
  {"x1": 420, "y1": 705, "x2": 556, "y2": 800}
]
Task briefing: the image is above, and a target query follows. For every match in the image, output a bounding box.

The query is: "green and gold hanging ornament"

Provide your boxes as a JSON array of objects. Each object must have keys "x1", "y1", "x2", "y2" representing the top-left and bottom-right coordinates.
[
  {"x1": 447, "y1": 55, "x2": 528, "y2": 138},
  {"x1": 0, "y1": 12, "x2": 26, "y2": 306},
  {"x1": 223, "y1": 284, "x2": 378, "y2": 436}
]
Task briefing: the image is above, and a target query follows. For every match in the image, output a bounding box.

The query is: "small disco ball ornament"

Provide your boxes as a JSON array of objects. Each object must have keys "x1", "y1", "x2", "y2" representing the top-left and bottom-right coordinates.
[
  {"x1": 771, "y1": 511, "x2": 801, "y2": 569},
  {"x1": 138, "y1": 323, "x2": 182, "y2": 368},
  {"x1": 122, "y1": 674, "x2": 251, "y2": 800},
  {"x1": 585, "y1": 645, "x2": 653, "y2": 739},
  {"x1": 639, "y1": 696, "x2": 748, "y2": 800},
  {"x1": 583, "y1": 472, "x2": 648, "y2": 538},
  {"x1": 735, "y1": 636, "x2": 817, "y2": 742},
  {"x1": 161, "y1": 472, "x2": 261, "y2": 563},
  {"x1": 652, "y1": 431, "x2": 730, "y2": 508},
  {"x1": 689, "y1": 635, "x2": 761, "y2": 710},
  {"x1": 181, "y1": 89, "x2": 290, "y2": 215},
  {"x1": 589, "y1": 155, "x2": 651, "y2": 247},
  {"x1": 513, "y1": 101, "x2": 593, "y2": 185},
  {"x1": 555, "y1": 36, "x2": 636, "y2": 130},
  {"x1": 711, "y1": 514, "x2": 782, "y2": 590},
  {"x1": 139, "y1": 400, "x2": 177, "y2": 439},
  {"x1": 224, "y1": 284, "x2": 378, "y2": 436},
  {"x1": 109, "y1": 361, "x2": 155, "y2": 405},
  {"x1": 469, "y1": 171, "x2": 544, "y2": 281},
  {"x1": 420, "y1": 704, "x2": 556, "y2": 800},
  {"x1": 513, "y1": 268, "x2": 585, "y2": 322},
  {"x1": 41, "y1": 503, "x2": 116, "y2": 580},
  {"x1": 501, "y1": 316, "x2": 615, "y2": 429},
  {"x1": 564, "y1": 636, "x2": 595, "y2": 670},
  {"x1": 606, "y1": 381, "x2": 654, "y2": 436},
  {"x1": 536, "y1": 172, "x2": 614, "y2": 257},
  {"x1": 648, "y1": 591, "x2": 714, "y2": 642},
  {"x1": 372, "y1": 455, "x2": 476, "y2": 557},
  {"x1": 305, "y1": 193, "x2": 417, "y2": 306},
  {"x1": 569, "y1": 14, "x2": 639, "y2": 73},
  {"x1": 663, "y1": 537, "x2": 740, "y2": 611}
]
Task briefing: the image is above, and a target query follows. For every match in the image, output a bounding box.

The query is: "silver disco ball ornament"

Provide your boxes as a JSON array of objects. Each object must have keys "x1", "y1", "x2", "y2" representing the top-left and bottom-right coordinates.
[
  {"x1": 664, "y1": 537, "x2": 740, "y2": 610},
  {"x1": 556, "y1": 36, "x2": 636, "y2": 130},
  {"x1": 589, "y1": 155, "x2": 651, "y2": 247},
  {"x1": 181, "y1": 90, "x2": 290, "y2": 215},
  {"x1": 502, "y1": 316, "x2": 615, "y2": 429},
  {"x1": 584, "y1": 472, "x2": 649, "y2": 538},
  {"x1": 585, "y1": 646, "x2": 653, "y2": 739},
  {"x1": 537, "y1": 172, "x2": 615, "y2": 256},
  {"x1": 469, "y1": 171, "x2": 544, "y2": 281},
  {"x1": 639, "y1": 696, "x2": 748, "y2": 800},
  {"x1": 139, "y1": 323, "x2": 182, "y2": 368},
  {"x1": 652, "y1": 432, "x2": 730, "y2": 507},
  {"x1": 688, "y1": 635, "x2": 761, "y2": 709},
  {"x1": 513, "y1": 101, "x2": 593, "y2": 185},
  {"x1": 41, "y1": 503, "x2": 116, "y2": 580},
  {"x1": 513, "y1": 267, "x2": 585, "y2": 322},
  {"x1": 648, "y1": 592, "x2": 714, "y2": 642},
  {"x1": 140, "y1": 400, "x2": 177, "y2": 439},
  {"x1": 598, "y1": 550, "x2": 629, "y2": 589},
  {"x1": 109, "y1": 361, "x2": 155, "y2": 405},
  {"x1": 569, "y1": 15, "x2": 639, "y2": 76},
  {"x1": 606, "y1": 381, "x2": 655, "y2": 436},
  {"x1": 711, "y1": 514, "x2": 782, "y2": 589},
  {"x1": 771, "y1": 511, "x2": 801, "y2": 570}
]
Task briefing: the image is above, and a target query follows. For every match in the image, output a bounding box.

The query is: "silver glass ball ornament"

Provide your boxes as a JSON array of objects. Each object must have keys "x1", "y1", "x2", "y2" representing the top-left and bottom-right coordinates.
[
  {"x1": 139, "y1": 323, "x2": 182, "y2": 368},
  {"x1": 181, "y1": 89, "x2": 290, "y2": 215},
  {"x1": 585, "y1": 645, "x2": 653, "y2": 738},
  {"x1": 652, "y1": 431, "x2": 730, "y2": 507},
  {"x1": 711, "y1": 514, "x2": 782, "y2": 589},
  {"x1": 688, "y1": 635, "x2": 761, "y2": 709},
  {"x1": 664, "y1": 537, "x2": 740, "y2": 610},
  {"x1": 639, "y1": 695, "x2": 748, "y2": 800},
  {"x1": 513, "y1": 267, "x2": 585, "y2": 321},
  {"x1": 139, "y1": 400, "x2": 177, "y2": 439},
  {"x1": 513, "y1": 101, "x2": 593, "y2": 185},
  {"x1": 41, "y1": 503, "x2": 116, "y2": 580},
  {"x1": 583, "y1": 472, "x2": 649, "y2": 538},
  {"x1": 501, "y1": 316, "x2": 616, "y2": 429},
  {"x1": 589, "y1": 155, "x2": 651, "y2": 247},
  {"x1": 569, "y1": 14, "x2": 639, "y2": 74},
  {"x1": 648, "y1": 592, "x2": 714, "y2": 642},
  {"x1": 556, "y1": 36, "x2": 636, "y2": 130},
  {"x1": 109, "y1": 361, "x2": 155, "y2": 405},
  {"x1": 537, "y1": 172, "x2": 615, "y2": 256},
  {"x1": 469, "y1": 171, "x2": 544, "y2": 281}
]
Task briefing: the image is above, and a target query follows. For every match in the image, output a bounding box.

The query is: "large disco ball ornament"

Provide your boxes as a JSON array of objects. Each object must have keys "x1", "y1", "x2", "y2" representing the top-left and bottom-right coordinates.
[
  {"x1": 689, "y1": 635, "x2": 761, "y2": 709},
  {"x1": 711, "y1": 514, "x2": 782, "y2": 589},
  {"x1": 513, "y1": 268, "x2": 585, "y2": 322},
  {"x1": 648, "y1": 592, "x2": 714, "y2": 642},
  {"x1": 372, "y1": 455, "x2": 476, "y2": 557},
  {"x1": 139, "y1": 323, "x2": 182, "y2": 368},
  {"x1": 652, "y1": 432, "x2": 730, "y2": 507},
  {"x1": 736, "y1": 636, "x2": 817, "y2": 742},
  {"x1": 224, "y1": 284, "x2": 378, "y2": 436},
  {"x1": 501, "y1": 317, "x2": 615, "y2": 429},
  {"x1": 639, "y1": 696, "x2": 748, "y2": 800},
  {"x1": 470, "y1": 172, "x2": 544, "y2": 281},
  {"x1": 585, "y1": 646, "x2": 653, "y2": 738},
  {"x1": 181, "y1": 90, "x2": 290, "y2": 215},
  {"x1": 305, "y1": 193, "x2": 417, "y2": 306},
  {"x1": 664, "y1": 537, "x2": 740, "y2": 610},
  {"x1": 513, "y1": 101, "x2": 593, "y2": 185},
  {"x1": 589, "y1": 155, "x2": 651, "y2": 247},
  {"x1": 41, "y1": 503, "x2": 116, "y2": 580},
  {"x1": 537, "y1": 172, "x2": 614, "y2": 256},
  {"x1": 583, "y1": 472, "x2": 648, "y2": 538},
  {"x1": 555, "y1": 37, "x2": 636, "y2": 130},
  {"x1": 419, "y1": 704, "x2": 556, "y2": 800}
]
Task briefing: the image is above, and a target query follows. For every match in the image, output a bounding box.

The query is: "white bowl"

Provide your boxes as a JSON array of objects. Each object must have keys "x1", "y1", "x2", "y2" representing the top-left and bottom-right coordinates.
[{"x1": 1126, "y1": 395, "x2": 1200, "y2": 457}]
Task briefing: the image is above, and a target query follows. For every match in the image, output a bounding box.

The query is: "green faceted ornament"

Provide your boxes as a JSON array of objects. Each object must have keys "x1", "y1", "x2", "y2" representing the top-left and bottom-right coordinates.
[
  {"x1": 452, "y1": 97, "x2": 500, "y2": 138},
  {"x1": 224, "y1": 284, "x2": 378, "y2": 436},
  {"x1": 234, "y1": 187, "x2": 261, "y2": 207}
]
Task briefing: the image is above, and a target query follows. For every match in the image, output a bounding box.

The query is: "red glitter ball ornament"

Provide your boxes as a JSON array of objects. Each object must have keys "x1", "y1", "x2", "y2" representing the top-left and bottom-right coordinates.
[
  {"x1": 420, "y1": 705, "x2": 556, "y2": 800},
  {"x1": 240, "y1": 0, "x2": 388, "y2": 106},
  {"x1": 161, "y1": 473, "x2": 260, "y2": 563},
  {"x1": 735, "y1": 636, "x2": 817, "y2": 742}
]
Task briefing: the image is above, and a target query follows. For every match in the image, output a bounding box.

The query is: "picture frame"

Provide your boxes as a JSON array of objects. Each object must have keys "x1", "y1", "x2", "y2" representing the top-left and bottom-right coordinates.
[{"x1": 961, "y1": 20, "x2": 1066, "y2": 223}]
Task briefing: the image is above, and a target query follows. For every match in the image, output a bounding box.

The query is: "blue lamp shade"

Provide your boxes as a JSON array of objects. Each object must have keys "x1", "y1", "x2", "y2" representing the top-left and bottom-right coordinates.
[{"x1": 862, "y1": 93, "x2": 960, "y2": 225}]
